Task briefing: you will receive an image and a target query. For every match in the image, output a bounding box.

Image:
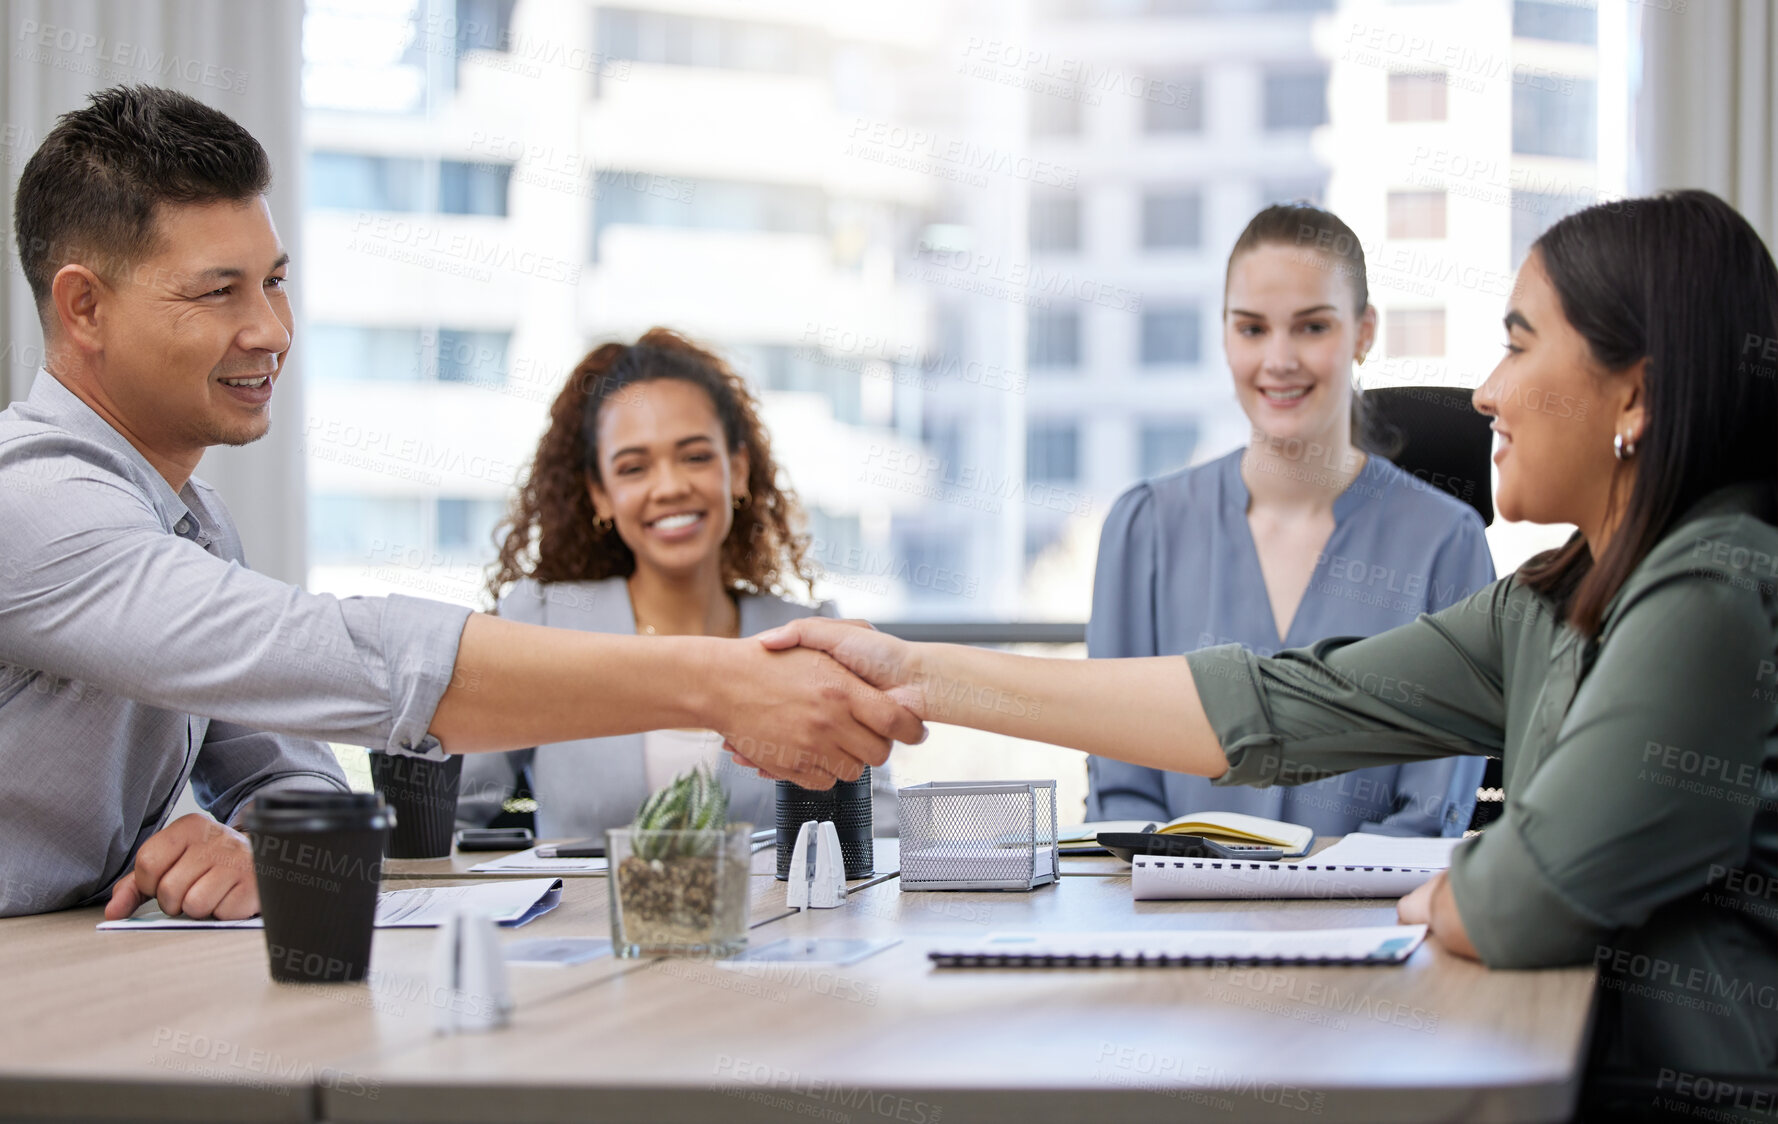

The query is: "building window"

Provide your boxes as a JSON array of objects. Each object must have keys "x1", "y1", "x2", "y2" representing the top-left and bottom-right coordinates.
[
  {"x1": 1387, "y1": 191, "x2": 1446, "y2": 239},
  {"x1": 1387, "y1": 308, "x2": 1445, "y2": 357},
  {"x1": 308, "y1": 153, "x2": 511, "y2": 216},
  {"x1": 308, "y1": 152, "x2": 427, "y2": 212},
  {"x1": 1387, "y1": 72, "x2": 1447, "y2": 123},
  {"x1": 436, "y1": 498, "x2": 506, "y2": 552},
  {"x1": 1141, "y1": 190, "x2": 1202, "y2": 249},
  {"x1": 439, "y1": 160, "x2": 510, "y2": 216},
  {"x1": 1140, "y1": 306, "x2": 1200, "y2": 366},
  {"x1": 594, "y1": 7, "x2": 825, "y2": 76},
  {"x1": 1028, "y1": 309, "x2": 1081, "y2": 369},
  {"x1": 806, "y1": 509, "x2": 864, "y2": 574},
  {"x1": 306, "y1": 325, "x2": 427, "y2": 380},
  {"x1": 1142, "y1": 72, "x2": 1203, "y2": 134},
  {"x1": 309, "y1": 495, "x2": 427, "y2": 565},
  {"x1": 1259, "y1": 177, "x2": 1326, "y2": 207},
  {"x1": 1030, "y1": 89, "x2": 1082, "y2": 137},
  {"x1": 1026, "y1": 423, "x2": 1079, "y2": 483},
  {"x1": 1139, "y1": 423, "x2": 1199, "y2": 477},
  {"x1": 452, "y1": 0, "x2": 517, "y2": 53},
  {"x1": 435, "y1": 329, "x2": 512, "y2": 385},
  {"x1": 1512, "y1": 0, "x2": 1596, "y2": 45},
  {"x1": 1512, "y1": 80, "x2": 1596, "y2": 159},
  {"x1": 594, "y1": 176, "x2": 822, "y2": 240},
  {"x1": 1030, "y1": 195, "x2": 1081, "y2": 253},
  {"x1": 1263, "y1": 67, "x2": 1328, "y2": 131},
  {"x1": 730, "y1": 343, "x2": 861, "y2": 425},
  {"x1": 1511, "y1": 191, "x2": 1593, "y2": 266}
]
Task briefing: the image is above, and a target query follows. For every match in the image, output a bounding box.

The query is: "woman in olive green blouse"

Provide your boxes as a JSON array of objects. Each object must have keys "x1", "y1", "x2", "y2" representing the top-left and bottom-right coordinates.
[{"x1": 756, "y1": 190, "x2": 1777, "y2": 1107}]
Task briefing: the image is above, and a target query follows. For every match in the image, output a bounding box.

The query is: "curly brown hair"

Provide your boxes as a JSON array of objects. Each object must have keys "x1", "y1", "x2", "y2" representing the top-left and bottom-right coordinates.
[{"x1": 485, "y1": 328, "x2": 815, "y2": 607}]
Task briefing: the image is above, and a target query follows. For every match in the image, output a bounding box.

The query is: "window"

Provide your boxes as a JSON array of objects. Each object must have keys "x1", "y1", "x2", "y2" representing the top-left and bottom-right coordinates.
[
  {"x1": 1512, "y1": 0, "x2": 1596, "y2": 45},
  {"x1": 1387, "y1": 309, "x2": 1445, "y2": 357},
  {"x1": 436, "y1": 498, "x2": 505, "y2": 551},
  {"x1": 439, "y1": 161, "x2": 511, "y2": 216},
  {"x1": 1263, "y1": 67, "x2": 1328, "y2": 130},
  {"x1": 1387, "y1": 191, "x2": 1446, "y2": 239},
  {"x1": 1141, "y1": 190, "x2": 1202, "y2": 249},
  {"x1": 1511, "y1": 191, "x2": 1593, "y2": 266},
  {"x1": 1028, "y1": 310, "x2": 1081, "y2": 369},
  {"x1": 1139, "y1": 423, "x2": 1199, "y2": 477},
  {"x1": 1142, "y1": 72, "x2": 1203, "y2": 133},
  {"x1": 1258, "y1": 177, "x2": 1326, "y2": 207},
  {"x1": 1030, "y1": 89, "x2": 1082, "y2": 137},
  {"x1": 595, "y1": 8, "x2": 825, "y2": 76},
  {"x1": 1026, "y1": 423, "x2": 1079, "y2": 483},
  {"x1": 1030, "y1": 195, "x2": 1081, "y2": 253},
  {"x1": 452, "y1": 0, "x2": 516, "y2": 53},
  {"x1": 306, "y1": 325, "x2": 426, "y2": 381},
  {"x1": 309, "y1": 495, "x2": 427, "y2": 565},
  {"x1": 308, "y1": 153, "x2": 426, "y2": 212},
  {"x1": 436, "y1": 330, "x2": 512, "y2": 385},
  {"x1": 594, "y1": 177, "x2": 823, "y2": 239},
  {"x1": 307, "y1": 154, "x2": 511, "y2": 216},
  {"x1": 1387, "y1": 72, "x2": 1447, "y2": 123},
  {"x1": 731, "y1": 343, "x2": 862, "y2": 425},
  {"x1": 1513, "y1": 80, "x2": 1596, "y2": 159},
  {"x1": 1140, "y1": 306, "x2": 1200, "y2": 366}
]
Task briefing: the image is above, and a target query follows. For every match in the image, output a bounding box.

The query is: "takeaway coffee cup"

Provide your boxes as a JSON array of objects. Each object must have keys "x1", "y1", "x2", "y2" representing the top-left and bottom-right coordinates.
[
  {"x1": 368, "y1": 750, "x2": 463, "y2": 859},
  {"x1": 241, "y1": 790, "x2": 392, "y2": 983}
]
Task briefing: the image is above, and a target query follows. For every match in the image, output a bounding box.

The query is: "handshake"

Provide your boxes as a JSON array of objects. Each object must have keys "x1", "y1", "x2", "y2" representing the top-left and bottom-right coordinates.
[{"x1": 715, "y1": 619, "x2": 928, "y2": 788}]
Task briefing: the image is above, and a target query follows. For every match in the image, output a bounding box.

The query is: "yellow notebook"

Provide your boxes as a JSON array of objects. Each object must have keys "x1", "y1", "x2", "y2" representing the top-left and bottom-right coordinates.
[{"x1": 1056, "y1": 812, "x2": 1314, "y2": 857}]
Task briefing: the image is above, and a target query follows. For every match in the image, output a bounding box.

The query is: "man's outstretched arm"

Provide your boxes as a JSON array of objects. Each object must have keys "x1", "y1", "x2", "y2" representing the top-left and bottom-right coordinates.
[{"x1": 432, "y1": 613, "x2": 924, "y2": 787}]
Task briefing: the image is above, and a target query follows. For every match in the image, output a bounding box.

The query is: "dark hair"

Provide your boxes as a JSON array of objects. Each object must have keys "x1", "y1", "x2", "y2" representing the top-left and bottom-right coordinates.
[
  {"x1": 12, "y1": 84, "x2": 270, "y2": 311},
  {"x1": 1225, "y1": 202, "x2": 1399, "y2": 457},
  {"x1": 1518, "y1": 190, "x2": 1778, "y2": 637},
  {"x1": 487, "y1": 328, "x2": 814, "y2": 606}
]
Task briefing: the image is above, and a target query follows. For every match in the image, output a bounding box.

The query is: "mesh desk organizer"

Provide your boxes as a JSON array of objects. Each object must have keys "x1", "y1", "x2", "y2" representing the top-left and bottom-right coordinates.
[{"x1": 897, "y1": 780, "x2": 1058, "y2": 891}]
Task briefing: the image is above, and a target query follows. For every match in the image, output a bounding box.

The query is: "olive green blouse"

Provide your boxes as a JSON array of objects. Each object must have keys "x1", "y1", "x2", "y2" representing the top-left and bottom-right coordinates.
[{"x1": 1187, "y1": 483, "x2": 1778, "y2": 1081}]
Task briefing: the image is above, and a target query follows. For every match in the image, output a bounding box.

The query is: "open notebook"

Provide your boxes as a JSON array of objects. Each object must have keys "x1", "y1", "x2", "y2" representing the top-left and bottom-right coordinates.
[{"x1": 1057, "y1": 811, "x2": 1314, "y2": 857}]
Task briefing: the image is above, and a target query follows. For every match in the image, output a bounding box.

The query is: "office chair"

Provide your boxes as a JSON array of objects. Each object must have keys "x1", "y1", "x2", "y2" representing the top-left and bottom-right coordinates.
[
  {"x1": 1362, "y1": 385, "x2": 1494, "y2": 528},
  {"x1": 1363, "y1": 385, "x2": 1503, "y2": 831}
]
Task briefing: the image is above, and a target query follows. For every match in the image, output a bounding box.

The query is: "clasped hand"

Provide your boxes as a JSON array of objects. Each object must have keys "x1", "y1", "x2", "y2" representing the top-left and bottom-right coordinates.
[{"x1": 722, "y1": 620, "x2": 926, "y2": 786}]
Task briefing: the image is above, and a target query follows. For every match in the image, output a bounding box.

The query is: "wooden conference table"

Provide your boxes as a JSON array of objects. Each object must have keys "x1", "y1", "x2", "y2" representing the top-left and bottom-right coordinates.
[{"x1": 0, "y1": 839, "x2": 1596, "y2": 1124}]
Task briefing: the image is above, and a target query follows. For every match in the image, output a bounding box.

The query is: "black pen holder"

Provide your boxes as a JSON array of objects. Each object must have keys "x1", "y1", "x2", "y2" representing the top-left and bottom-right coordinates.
[{"x1": 775, "y1": 770, "x2": 873, "y2": 880}]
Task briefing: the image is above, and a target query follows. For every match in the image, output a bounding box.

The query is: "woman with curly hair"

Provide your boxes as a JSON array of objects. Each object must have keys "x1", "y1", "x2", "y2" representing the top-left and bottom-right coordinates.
[{"x1": 458, "y1": 328, "x2": 893, "y2": 838}]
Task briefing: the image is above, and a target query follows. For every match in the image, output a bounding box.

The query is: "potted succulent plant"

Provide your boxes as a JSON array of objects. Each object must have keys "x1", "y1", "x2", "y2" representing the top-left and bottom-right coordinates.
[{"x1": 607, "y1": 765, "x2": 753, "y2": 957}]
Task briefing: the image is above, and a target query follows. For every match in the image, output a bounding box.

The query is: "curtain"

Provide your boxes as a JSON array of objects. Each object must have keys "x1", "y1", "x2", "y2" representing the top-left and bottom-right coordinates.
[
  {"x1": 0, "y1": 0, "x2": 308, "y2": 583},
  {"x1": 1636, "y1": 0, "x2": 1778, "y2": 248}
]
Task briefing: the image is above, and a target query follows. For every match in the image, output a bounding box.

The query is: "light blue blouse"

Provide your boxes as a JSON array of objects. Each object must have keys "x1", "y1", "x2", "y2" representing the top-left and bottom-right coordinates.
[{"x1": 1086, "y1": 448, "x2": 1496, "y2": 836}]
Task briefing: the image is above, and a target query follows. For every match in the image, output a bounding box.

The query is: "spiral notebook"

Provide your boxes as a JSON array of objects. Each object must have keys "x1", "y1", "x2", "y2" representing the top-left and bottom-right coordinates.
[
  {"x1": 928, "y1": 925, "x2": 1427, "y2": 968},
  {"x1": 1131, "y1": 849, "x2": 1448, "y2": 901}
]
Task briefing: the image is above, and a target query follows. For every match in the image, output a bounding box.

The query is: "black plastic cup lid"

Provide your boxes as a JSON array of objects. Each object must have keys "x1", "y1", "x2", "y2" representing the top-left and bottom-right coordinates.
[{"x1": 241, "y1": 790, "x2": 395, "y2": 833}]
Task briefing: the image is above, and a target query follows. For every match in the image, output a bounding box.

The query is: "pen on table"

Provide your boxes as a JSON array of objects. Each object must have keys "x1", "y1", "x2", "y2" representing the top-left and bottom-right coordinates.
[
  {"x1": 537, "y1": 829, "x2": 774, "y2": 859},
  {"x1": 534, "y1": 841, "x2": 604, "y2": 859}
]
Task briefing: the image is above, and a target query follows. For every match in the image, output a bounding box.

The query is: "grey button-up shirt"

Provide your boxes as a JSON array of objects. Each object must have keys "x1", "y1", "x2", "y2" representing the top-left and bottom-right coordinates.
[{"x1": 0, "y1": 373, "x2": 471, "y2": 916}]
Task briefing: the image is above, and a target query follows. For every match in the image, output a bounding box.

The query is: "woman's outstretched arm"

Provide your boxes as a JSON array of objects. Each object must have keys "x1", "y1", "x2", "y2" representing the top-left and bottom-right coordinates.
[{"x1": 754, "y1": 619, "x2": 1230, "y2": 779}]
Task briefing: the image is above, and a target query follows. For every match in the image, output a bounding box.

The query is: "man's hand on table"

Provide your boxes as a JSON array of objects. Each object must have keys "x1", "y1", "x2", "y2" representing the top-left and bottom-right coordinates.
[
  {"x1": 104, "y1": 813, "x2": 259, "y2": 921},
  {"x1": 717, "y1": 625, "x2": 926, "y2": 787}
]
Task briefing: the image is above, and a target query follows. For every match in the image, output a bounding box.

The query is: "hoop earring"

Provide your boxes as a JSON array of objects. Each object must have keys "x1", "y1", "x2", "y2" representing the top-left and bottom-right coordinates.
[
  {"x1": 732, "y1": 494, "x2": 750, "y2": 510},
  {"x1": 593, "y1": 515, "x2": 614, "y2": 533},
  {"x1": 1613, "y1": 433, "x2": 1637, "y2": 461}
]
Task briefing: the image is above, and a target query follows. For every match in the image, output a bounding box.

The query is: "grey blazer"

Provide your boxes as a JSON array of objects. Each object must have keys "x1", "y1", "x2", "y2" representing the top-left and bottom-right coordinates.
[{"x1": 456, "y1": 576, "x2": 898, "y2": 838}]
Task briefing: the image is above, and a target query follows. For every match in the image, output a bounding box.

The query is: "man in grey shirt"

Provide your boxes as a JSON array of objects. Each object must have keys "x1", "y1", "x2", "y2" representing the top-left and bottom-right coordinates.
[{"x1": 0, "y1": 85, "x2": 922, "y2": 921}]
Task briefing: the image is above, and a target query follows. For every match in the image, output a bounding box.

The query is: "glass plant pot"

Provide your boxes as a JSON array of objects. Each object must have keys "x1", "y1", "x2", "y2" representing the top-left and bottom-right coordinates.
[{"x1": 607, "y1": 824, "x2": 753, "y2": 958}]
